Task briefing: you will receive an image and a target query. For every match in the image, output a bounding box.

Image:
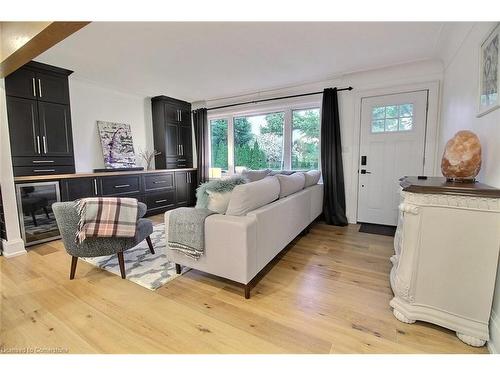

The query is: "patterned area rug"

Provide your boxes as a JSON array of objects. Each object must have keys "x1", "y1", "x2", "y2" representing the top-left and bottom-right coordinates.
[{"x1": 82, "y1": 224, "x2": 187, "y2": 290}]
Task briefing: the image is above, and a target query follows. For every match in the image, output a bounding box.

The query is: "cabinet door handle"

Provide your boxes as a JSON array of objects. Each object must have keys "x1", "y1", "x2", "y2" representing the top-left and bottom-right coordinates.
[
  {"x1": 38, "y1": 79, "x2": 42, "y2": 97},
  {"x1": 180, "y1": 145, "x2": 183, "y2": 155},
  {"x1": 32, "y1": 78, "x2": 37, "y2": 97},
  {"x1": 179, "y1": 110, "x2": 182, "y2": 121},
  {"x1": 155, "y1": 199, "x2": 168, "y2": 204},
  {"x1": 93, "y1": 179, "x2": 98, "y2": 195},
  {"x1": 36, "y1": 136, "x2": 41, "y2": 154},
  {"x1": 114, "y1": 184, "x2": 131, "y2": 188},
  {"x1": 42, "y1": 136, "x2": 47, "y2": 154},
  {"x1": 33, "y1": 169, "x2": 55, "y2": 173}
]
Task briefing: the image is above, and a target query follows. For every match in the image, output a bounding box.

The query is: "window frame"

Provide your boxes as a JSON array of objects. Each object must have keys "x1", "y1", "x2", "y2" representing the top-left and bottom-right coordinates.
[{"x1": 207, "y1": 97, "x2": 321, "y2": 175}]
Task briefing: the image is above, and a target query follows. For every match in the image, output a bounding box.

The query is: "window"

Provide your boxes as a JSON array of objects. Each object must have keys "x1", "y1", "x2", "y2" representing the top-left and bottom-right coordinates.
[
  {"x1": 208, "y1": 102, "x2": 321, "y2": 175},
  {"x1": 234, "y1": 112, "x2": 284, "y2": 170},
  {"x1": 292, "y1": 108, "x2": 320, "y2": 170},
  {"x1": 371, "y1": 103, "x2": 414, "y2": 133},
  {"x1": 210, "y1": 119, "x2": 228, "y2": 172}
]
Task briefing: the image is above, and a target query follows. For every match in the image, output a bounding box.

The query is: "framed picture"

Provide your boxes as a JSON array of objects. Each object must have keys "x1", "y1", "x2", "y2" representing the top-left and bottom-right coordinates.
[
  {"x1": 97, "y1": 121, "x2": 137, "y2": 168},
  {"x1": 478, "y1": 23, "x2": 500, "y2": 117}
]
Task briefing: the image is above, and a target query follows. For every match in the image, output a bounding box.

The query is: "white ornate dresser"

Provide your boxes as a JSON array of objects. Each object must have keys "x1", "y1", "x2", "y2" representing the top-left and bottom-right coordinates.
[{"x1": 391, "y1": 176, "x2": 500, "y2": 347}]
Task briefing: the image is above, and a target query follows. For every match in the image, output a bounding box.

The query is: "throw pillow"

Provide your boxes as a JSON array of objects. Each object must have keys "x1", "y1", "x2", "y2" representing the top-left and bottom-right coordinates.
[
  {"x1": 225, "y1": 176, "x2": 280, "y2": 216},
  {"x1": 196, "y1": 175, "x2": 248, "y2": 209},
  {"x1": 241, "y1": 168, "x2": 271, "y2": 182},
  {"x1": 206, "y1": 190, "x2": 232, "y2": 214},
  {"x1": 304, "y1": 170, "x2": 321, "y2": 187},
  {"x1": 275, "y1": 172, "x2": 306, "y2": 198}
]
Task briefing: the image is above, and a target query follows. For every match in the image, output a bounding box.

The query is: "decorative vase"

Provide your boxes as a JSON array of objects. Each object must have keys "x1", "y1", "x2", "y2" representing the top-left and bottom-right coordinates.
[{"x1": 441, "y1": 130, "x2": 482, "y2": 182}]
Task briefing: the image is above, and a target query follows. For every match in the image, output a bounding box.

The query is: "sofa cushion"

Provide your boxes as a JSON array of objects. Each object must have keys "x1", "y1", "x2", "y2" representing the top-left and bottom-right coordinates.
[
  {"x1": 195, "y1": 175, "x2": 247, "y2": 209},
  {"x1": 241, "y1": 168, "x2": 271, "y2": 182},
  {"x1": 226, "y1": 176, "x2": 280, "y2": 216},
  {"x1": 276, "y1": 172, "x2": 306, "y2": 198},
  {"x1": 206, "y1": 190, "x2": 232, "y2": 214},
  {"x1": 304, "y1": 170, "x2": 321, "y2": 187}
]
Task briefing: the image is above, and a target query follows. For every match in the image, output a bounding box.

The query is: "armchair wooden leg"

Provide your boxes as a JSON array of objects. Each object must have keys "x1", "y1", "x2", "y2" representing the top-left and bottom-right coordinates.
[
  {"x1": 146, "y1": 236, "x2": 155, "y2": 254},
  {"x1": 117, "y1": 252, "x2": 126, "y2": 279},
  {"x1": 175, "y1": 263, "x2": 182, "y2": 274},
  {"x1": 70, "y1": 256, "x2": 78, "y2": 280}
]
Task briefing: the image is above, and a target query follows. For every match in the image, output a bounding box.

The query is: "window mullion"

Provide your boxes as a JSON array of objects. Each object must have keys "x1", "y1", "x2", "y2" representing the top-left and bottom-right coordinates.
[
  {"x1": 227, "y1": 116, "x2": 235, "y2": 175},
  {"x1": 283, "y1": 109, "x2": 292, "y2": 170}
]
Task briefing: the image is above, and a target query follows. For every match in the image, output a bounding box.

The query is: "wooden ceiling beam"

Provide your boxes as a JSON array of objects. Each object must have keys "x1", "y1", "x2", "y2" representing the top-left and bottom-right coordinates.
[{"x1": 0, "y1": 21, "x2": 90, "y2": 78}]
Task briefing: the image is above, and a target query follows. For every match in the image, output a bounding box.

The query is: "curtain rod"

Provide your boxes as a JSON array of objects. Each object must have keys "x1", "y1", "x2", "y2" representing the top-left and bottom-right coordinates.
[{"x1": 197, "y1": 86, "x2": 353, "y2": 112}]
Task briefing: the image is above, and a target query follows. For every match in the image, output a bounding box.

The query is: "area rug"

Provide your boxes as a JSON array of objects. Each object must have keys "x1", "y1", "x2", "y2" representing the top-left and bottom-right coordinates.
[{"x1": 82, "y1": 224, "x2": 188, "y2": 290}]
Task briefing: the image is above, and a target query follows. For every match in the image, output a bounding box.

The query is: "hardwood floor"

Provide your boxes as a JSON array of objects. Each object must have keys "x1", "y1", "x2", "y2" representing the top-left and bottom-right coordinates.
[{"x1": 0, "y1": 215, "x2": 488, "y2": 354}]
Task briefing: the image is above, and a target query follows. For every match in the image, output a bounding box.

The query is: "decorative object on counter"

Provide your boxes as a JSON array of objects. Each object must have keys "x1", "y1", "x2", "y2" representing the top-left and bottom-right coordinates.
[
  {"x1": 98, "y1": 121, "x2": 137, "y2": 169},
  {"x1": 441, "y1": 130, "x2": 482, "y2": 182},
  {"x1": 478, "y1": 23, "x2": 499, "y2": 117},
  {"x1": 138, "y1": 149, "x2": 161, "y2": 170}
]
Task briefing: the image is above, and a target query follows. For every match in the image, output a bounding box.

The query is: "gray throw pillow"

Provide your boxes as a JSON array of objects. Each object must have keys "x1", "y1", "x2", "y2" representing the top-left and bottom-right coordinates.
[
  {"x1": 304, "y1": 170, "x2": 321, "y2": 187},
  {"x1": 241, "y1": 168, "x2": 271, "y2": 182},
  {"x1": 275, "y1": 172, "x2": 306, "y2": 198}
]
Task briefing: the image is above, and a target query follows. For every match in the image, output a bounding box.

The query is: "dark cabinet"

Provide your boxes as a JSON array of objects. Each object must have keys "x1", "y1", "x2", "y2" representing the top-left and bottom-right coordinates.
[
  {"x1": 58, "y1": 169, "x2": 196, "y2": 216},
  {"x1": 61, "y1": 177, "x2": 99, "y2": 201},
  {"x1": 4, "y1": 68, "x2": 37, "y2": 100},
  {"x1": 152, "y1": 96, "x2": 193, "y2": 170},
  {"x1": 5, "y1": 61, "x2": 75, "y2": 177},
  {"x1": 38, "y1": 102, "x2": 73, "y2": 156},
  {"x1": 6, "y1": 97, "x2": 40, "y2": 157},
  {"x1": 175, "y1": 170, "x2": 197, "y2": 206},
  {"x1": 35, "y1": 71, "x2": 70, "y2": 104}
]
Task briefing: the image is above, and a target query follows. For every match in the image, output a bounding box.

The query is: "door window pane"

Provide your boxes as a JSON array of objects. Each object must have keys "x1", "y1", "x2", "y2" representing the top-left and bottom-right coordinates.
[
  {"x1": 234, "y1": 112, "x2": 284, "y2": 170},
  {"x1": 210, "y1": 119, "x2": 228, "y2": 172},
  {"x1": 292, "y1": 108, "x2": 320, "y2": 170},
  {"x1": 371, "y1": 103, "x2": 414, "y2": 133}
]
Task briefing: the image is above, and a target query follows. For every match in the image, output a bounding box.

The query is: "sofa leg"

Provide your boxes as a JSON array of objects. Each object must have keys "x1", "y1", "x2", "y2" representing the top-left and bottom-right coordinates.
[
  {"x1": 146, "y1": 236, "x2": 155, "y2": 254},
  {"x1": 70, "y1": 256, "x2": 78, "y2": 280},
  {"x1": 117, "y1": 252, "x2": 126, "y2": 279},
  {"x1": 244, "y1": 284, "x2": 251, "y2": 299},
  {"x1": 175, "y1": 263, "x2": 182, "y2": 274}
]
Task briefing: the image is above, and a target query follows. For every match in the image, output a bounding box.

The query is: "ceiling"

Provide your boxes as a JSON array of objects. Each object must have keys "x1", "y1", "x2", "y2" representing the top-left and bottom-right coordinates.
[{"x1": 37, "y1": 22, "x2": 449, "y2": 102}]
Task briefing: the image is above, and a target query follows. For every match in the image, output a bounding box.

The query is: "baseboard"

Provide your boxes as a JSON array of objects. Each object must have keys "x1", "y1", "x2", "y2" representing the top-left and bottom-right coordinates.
[
  {"x1": 1, "y1": 238, "x2": 27, "y2": 258},
  {"x1": 488, "y1": 309, "x2": 500, "y2": 354}
]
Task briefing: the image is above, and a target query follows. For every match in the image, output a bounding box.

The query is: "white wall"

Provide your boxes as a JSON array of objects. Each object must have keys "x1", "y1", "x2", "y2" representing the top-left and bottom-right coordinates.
[
  {"x1": 437, "y1": 22, "x2": 500, "y2": 354},
  {"x1": 68, "y1": 78, "x2": 154, "y2": 172},
  {"x1": 204, "y1": 59, "x2": 444, "y2": 223}
]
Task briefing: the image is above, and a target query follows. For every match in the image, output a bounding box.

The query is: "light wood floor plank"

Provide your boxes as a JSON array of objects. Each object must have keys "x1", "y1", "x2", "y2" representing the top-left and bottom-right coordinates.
[{"x1": 0, "y1": 218, "x2": 488, "y2": 353}]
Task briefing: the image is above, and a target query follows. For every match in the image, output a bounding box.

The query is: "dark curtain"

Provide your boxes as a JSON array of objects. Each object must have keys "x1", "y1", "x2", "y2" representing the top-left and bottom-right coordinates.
[
  {"x1": 193, "y1": 108, "x2": 209, "y2": 184},
  {"x1": 320, "y1": 88, "x2": 348, "y2": 226}
]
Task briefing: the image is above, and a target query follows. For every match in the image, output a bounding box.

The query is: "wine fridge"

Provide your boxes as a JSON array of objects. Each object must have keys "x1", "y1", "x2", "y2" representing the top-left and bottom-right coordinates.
[{"x1": 15, "y1": 181, "x2": 61, "y2": 246}]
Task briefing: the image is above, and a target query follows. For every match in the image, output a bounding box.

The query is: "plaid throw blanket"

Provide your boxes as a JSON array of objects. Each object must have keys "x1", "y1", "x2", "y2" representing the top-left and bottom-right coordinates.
[{"x1": 75, "y1": 197, "x2": 138, "y2": 244}]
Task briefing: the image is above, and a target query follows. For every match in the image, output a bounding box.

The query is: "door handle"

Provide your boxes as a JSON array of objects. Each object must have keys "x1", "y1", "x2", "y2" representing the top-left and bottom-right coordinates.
[
  {"x1": 36, "y1": 136, "x2": 41, "y2": 154},
  {"x1": 360, "y1": 169, "x2": 371, "y2": 174},
  {"x1": 38, "y1": 79, "x2": 42, "y2": 97},
  {"x1": 42, "y1": 136, "x2": 47, "y2": 154},
  {"x1": 32, "y1": 78, "x2": 37, "y2": 97},
  {"x1": 180, "y1": 145, "x2": 183, "y2": 155},
  {"x1": 93, "y1": 179, "x2": 98, "y2": 195}
]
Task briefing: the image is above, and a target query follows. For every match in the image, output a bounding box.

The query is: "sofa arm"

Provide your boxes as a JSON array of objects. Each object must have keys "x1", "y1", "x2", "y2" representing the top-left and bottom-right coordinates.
[{"x1": 164, "y1": 210, "x2": 258, "y2": 284}]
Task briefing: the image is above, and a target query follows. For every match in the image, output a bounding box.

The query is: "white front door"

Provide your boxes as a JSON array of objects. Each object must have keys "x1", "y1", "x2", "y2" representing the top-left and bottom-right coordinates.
[{"x1": 357, "y1": 91, "x2": 428, "y2": 226}]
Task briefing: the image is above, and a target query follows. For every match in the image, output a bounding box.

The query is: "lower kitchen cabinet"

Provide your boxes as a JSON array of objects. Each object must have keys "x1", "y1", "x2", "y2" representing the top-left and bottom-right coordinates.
[{"x1": 59, "y1": 169, "x2": 196, "y2": 216}]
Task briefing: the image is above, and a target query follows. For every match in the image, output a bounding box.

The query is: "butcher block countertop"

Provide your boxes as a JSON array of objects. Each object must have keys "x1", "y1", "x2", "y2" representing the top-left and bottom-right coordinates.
[{"x1": 14, "y1": 168, "x2": 197, "y2": 182}]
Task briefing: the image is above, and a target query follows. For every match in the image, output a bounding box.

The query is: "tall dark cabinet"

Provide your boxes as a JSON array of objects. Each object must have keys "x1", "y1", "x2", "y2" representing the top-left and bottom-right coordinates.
[
  {"x1": 151, "y1": 96, "x2": 193, "y2": 169},
  {"x1": 5, "y1": 61, "x2": 75, "y2": 177}
]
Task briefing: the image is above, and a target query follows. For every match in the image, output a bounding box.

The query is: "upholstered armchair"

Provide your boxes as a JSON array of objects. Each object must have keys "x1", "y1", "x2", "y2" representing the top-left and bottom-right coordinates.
[{"x1": 52, "y1": 201, "x2": 154, "y2": 280}]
